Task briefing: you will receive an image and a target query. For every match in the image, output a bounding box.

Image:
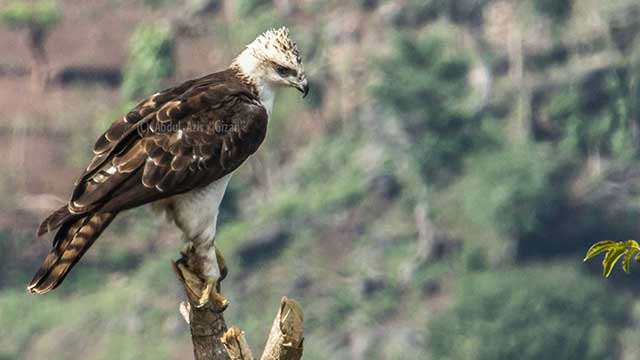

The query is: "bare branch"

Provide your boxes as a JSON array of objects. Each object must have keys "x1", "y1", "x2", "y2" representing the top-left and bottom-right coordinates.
[{"x1": 260, "y1": 297, "x2": 304, "y2": 360}]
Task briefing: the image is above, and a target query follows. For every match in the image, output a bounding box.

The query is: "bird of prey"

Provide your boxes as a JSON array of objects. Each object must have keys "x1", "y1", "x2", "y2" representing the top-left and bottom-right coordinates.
[{"x1": 28, "y1": 27, "x2": 308, "y2": 308}]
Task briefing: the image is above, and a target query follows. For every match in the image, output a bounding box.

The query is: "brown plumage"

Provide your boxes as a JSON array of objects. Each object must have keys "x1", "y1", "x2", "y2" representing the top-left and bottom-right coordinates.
[
  {"x1": 28, "y1": 69, "x2": 268, "y2": 294},
  {"x1": 29, "y1": 27, "x2": 308, "y2": 296}
]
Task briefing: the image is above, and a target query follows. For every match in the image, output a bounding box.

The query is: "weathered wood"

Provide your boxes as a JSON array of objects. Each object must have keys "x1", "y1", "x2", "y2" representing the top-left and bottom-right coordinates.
[
  {"x1": 174, "y1": 252, "x2": 304, "y2": 360},
  {"x1": 260, "y1": 297, "x2": 304, "y2": 360}
]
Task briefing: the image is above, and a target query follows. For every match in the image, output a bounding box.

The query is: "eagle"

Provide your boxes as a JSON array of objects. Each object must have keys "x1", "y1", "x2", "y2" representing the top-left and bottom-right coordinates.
[{"x1": 28, "y1": 27, "x2": 308, "y2": 308}]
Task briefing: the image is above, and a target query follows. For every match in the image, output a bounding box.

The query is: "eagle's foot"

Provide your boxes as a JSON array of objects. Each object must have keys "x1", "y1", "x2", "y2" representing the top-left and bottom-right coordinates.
[
  {"x1": 215, "y1": 246, "x2": 228, "y2": 284},
  {"x1": 173, "y1": 248, "x2": 229, "y2": 313},
  {"x1": 198, "y1": 277, "x2": 229, "y2": 311}
]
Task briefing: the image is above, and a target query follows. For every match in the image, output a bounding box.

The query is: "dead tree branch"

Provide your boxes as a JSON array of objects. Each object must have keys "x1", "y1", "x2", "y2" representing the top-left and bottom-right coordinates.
[
  {"x1": 260, "y1": 297, "x2": 304, "y2": 360},
  {"x1": 173, "y1": 250, "x2": 304, "y2": 360}
]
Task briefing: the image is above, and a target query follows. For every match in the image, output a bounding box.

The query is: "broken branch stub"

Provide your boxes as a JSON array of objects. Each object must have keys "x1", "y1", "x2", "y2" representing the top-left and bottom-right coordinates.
[
  {"x1": 173, "y1": 248, "x2": 304, "y2": 360},
  {"x1": 260, "y1": 297, "x2": 304, "y2": 360}
]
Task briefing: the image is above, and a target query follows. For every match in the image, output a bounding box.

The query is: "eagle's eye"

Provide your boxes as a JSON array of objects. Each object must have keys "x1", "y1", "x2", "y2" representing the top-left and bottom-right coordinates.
[{"x1": 275, "y1": 64, "x2": 294, "y2": 77}]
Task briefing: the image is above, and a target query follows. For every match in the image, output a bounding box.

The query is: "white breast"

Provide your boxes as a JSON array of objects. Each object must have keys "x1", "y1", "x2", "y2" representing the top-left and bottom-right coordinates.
[{"x1": 163, "y1": 174, "x2": 232, "y2": 244}]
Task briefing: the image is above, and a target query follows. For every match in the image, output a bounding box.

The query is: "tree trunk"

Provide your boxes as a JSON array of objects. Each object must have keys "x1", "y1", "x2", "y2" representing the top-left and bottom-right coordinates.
[
  {"x1": 27, "y1": 26, "x2": 49, "y2": 93},
  {"x1": 174, "y1": 251, "x2": 304, "y2": 360}
]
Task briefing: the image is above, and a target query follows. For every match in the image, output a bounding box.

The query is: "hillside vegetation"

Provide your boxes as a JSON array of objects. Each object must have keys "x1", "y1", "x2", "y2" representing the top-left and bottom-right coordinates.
[{"x1": 1, "y1": 0, "x2": 640, "y2": 359}]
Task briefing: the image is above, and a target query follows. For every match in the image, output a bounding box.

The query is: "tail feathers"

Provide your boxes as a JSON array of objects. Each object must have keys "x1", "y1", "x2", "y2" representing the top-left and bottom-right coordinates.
[
  {"x1": 28, "y1": 212, "x2": 116, "y2": 294},
  {"x1": 37, "y1": 205, "x2": 78, "y2": 237}
]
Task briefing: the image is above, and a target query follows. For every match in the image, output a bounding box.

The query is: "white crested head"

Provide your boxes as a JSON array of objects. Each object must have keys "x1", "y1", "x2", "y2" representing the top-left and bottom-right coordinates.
[
  {"x1": 232, "y1": 27, "x2": 308, "y2": 101},
  {"x1": 247, "y1": 27, "x2": 302, "y2": 70}
]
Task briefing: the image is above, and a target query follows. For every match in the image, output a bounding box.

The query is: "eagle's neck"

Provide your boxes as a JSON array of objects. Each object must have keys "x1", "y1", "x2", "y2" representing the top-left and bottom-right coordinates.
[{"x1": 231, "y1": 49, "x2": 275, "y2": 116}]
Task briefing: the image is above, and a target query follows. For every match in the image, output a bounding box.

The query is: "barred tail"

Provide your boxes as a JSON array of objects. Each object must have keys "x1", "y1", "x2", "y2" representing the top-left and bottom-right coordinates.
[{"x1": 28, "y1": 212, "x2": 116, "y2": 294}]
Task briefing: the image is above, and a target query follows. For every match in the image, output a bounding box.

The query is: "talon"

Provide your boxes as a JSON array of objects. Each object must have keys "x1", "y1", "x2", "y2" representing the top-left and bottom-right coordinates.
[
  {"x1": 216, "y1": 247, "x2": 228, "y2": 282},
  {"x1": 198, "y1": 278, "x2": 215, "y2": 306},
  {"x1": 213, "y1": 291, "x2": 230, "y2": 312},
  {"x1": 197, "y1": 277, "x2": 229, "y2": 312},
  {"x1": 173, "y1": 261, "x2": 229, "y2": 312}
]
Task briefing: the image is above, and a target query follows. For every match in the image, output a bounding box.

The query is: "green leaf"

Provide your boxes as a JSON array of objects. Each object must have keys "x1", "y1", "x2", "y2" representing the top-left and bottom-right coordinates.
[
  {"x1": 586, "y1": 240, "x2": 640, "y2": 276},
  {"x1": 623, "y1": 248, "x2": 638, "y2": 273},
  {"x1": 584, "y1": 240, "x2": 616, "y2": 261},
  {"x1": 603, "y1": 246, "x2": 626, "y2": 277},
  {"x1": 624, "y1": 239, "x2": 640, "y2": 250}
]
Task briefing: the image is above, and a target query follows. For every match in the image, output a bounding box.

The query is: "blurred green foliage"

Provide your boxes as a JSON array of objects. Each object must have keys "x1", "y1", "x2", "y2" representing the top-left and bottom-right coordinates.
[
  {"x1": 427, "y1": 265, "x2": 631, "y2": 360},
  {"x1": 0, "y1": 0, "x2": 61, "y2": 31},
  {"x1": 435, "y1": 140, "x2": 566, "y2": 266},
  {"x1": 541, "y1": 69, "x2": 638, "y2": 160},
  {"x1": 374, "y1": 28, "x2": 488, "y2": 182},
  {"x1": 0, "y1": 255, "x2": 178, "y2": 360},
  {"x1": 122, "y1": 23, "x2": 176, "y2": 101},
  {"x1": 393, "y1": 0, "x2": 489, "y2": 26},
  {"x1": 234, "y1": 0, "x2": 270, "y2": 17},
  {"x1": 214, "y1": 8, "x2": 284, "y2": 52},
  {"x1": 532, "y1": 0, "x2": 573, "y2": 22},
  {"x1": 138, "y1": 0, "x2": 175, "y2": 9}
]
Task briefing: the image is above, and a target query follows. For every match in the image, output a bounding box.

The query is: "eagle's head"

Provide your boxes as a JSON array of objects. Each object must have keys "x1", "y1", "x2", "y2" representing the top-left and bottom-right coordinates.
[{"x1": 232, "y1": 27, "x2": 309, "y2": 98}]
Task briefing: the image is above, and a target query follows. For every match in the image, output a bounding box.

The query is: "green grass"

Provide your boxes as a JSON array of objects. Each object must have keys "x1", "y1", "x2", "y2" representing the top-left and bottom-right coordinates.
[{"x1": 0, "y1": 251, "x2": 185, "y2": 359}]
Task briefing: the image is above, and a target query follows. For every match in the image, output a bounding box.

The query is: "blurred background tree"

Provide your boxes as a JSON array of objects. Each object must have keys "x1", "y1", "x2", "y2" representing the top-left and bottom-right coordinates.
[
  {"x1": 121, "y1": 23, "x2": 176, "y2": 102},
  {"x1": 532, "y1": 0, "x2": 573, "y2": 23},
  {"x1": 0, "y1": 0, "x2": 61, "y2": 92},
  {"x1": 428, "y1": 265, "x2": 631, "y2": 360},
  {"x1": 373, "y1": 26, "x2": 489, "y2": 183}
]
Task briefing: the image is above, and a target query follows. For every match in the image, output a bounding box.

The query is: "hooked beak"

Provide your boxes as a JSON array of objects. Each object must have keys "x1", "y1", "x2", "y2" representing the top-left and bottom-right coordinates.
[{"x1": 295, "y1": 76, "x2": 309, "y2": 98}]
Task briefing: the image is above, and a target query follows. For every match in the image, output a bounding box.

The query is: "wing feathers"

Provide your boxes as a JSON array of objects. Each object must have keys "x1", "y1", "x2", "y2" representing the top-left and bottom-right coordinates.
[
  {"x1": 60, "y1": 71, "x2": 267, "y2": 217},
  {"x1": 113, "y1": 143, "x2": 147, "y2": 173},
  {"x1": 141, "y1": 158, "x2": 165, "y2": 188},
  {"x1": 171, "y1": 150, "x2": 192, "y2": 171},
  {"x1": 104, "y1": 118, "x2": 129, "y2": 142}
]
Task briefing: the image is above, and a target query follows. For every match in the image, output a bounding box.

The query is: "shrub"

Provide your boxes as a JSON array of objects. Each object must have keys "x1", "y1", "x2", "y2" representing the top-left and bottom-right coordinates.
[
  {"x1": 427, "y1": 264, "x2": 631, "y2": 360},
  {"x1": 234, "y1": 0, "x2": 270, "y2": 17},
  {"x1": 121, "y1": 23, "x2": 176, "y2": 101},
  {"x1": 532, "y1": 0, "x2": 573, "y2": 22},
  {"x1": 373, "y1": 28, "x2": 488, "y2": 182},
  {"x1": 138, "y1": 0, "x2": 176, "y2": 9},
  {"x1": 541, "y1": 69, "x2": 637, "y2": 160},
  {"x1": 435, "y1": 140, "x2": 567, "y2": 264},
  {"x1": 392, "y1": 0, "x2": 490, "y2": 26}
]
